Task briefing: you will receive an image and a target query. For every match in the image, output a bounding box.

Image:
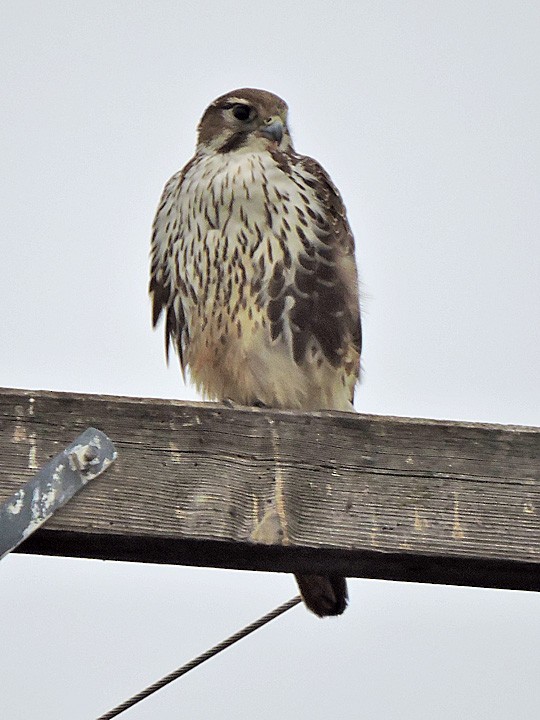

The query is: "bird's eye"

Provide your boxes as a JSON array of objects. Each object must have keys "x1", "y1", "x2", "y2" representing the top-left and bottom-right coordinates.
[{"x1": 232, "y1": 104, "x2": 252, "y2": 122}]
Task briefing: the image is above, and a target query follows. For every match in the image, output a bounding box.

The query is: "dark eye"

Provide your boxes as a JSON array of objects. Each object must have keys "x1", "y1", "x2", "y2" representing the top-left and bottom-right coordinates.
[{"x1": 232, "y1": 104, "x2": 252, "y2": 122}]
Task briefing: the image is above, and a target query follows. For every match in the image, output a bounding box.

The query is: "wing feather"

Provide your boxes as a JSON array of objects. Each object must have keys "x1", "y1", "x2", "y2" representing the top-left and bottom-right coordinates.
[
  {"x1": 149, "y1": 162, "x2": 194, "y2": 374},
  {"x1": 290, "y1": 154, "x2": 362, "y2": 390}
]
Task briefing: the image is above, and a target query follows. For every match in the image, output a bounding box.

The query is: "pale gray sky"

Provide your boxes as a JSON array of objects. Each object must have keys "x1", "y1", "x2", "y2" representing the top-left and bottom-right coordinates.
[{"x1": 1, "y1": 1, "x2": 539, "y2": 719}]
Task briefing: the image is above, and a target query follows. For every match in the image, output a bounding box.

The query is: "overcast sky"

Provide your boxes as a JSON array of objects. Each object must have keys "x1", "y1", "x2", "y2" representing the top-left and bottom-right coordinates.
[{"x1": 1, "y1": 1, "x2": 539, "y2": 719}]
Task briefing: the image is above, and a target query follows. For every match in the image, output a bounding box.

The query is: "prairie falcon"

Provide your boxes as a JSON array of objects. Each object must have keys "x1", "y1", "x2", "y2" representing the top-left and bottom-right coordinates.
[{"x1": 150, "y1": 89, "x2": 361, "y2": 616}]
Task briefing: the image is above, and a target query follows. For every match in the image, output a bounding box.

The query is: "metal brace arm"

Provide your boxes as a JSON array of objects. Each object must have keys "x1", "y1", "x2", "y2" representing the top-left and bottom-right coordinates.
[{"x1": 0, "y1": 427, "x2": 117, "y2": 560}]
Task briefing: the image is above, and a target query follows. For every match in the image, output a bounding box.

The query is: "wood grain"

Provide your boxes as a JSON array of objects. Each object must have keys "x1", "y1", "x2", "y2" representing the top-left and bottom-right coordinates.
[{"x1": 1, "y1": 387, "x2": 539, "y2": 590}]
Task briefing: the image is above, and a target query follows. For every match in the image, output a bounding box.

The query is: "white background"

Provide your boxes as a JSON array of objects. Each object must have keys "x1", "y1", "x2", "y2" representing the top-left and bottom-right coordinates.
[{"x1": 1, "y1": 2, "x2": 539, "y2": 718}]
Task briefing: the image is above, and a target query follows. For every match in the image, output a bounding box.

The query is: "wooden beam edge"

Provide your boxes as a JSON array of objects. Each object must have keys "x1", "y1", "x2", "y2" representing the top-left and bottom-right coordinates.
[
  {"x1": 1, "y1": 385, "x2": 538, "y2": 433},
  {"x1": 16, "y1": 529, "x2": 540, "y2": 592}
]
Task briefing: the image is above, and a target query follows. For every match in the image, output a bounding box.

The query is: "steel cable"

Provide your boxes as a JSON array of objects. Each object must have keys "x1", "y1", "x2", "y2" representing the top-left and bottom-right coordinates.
[{"x1": 96, "y1": 595, "x2": 302, "y2": 719}]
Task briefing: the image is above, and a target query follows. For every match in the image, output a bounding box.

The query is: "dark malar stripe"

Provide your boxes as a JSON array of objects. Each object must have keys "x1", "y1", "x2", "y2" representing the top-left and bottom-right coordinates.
[{"x1": 217, "y1": 131, "x2": 250, "y2": 154}]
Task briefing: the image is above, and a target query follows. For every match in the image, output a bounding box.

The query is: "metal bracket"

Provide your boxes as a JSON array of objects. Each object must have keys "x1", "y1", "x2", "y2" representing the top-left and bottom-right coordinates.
[{"x1": 0, "y1": 427, "x2": 117, "y2": 560}]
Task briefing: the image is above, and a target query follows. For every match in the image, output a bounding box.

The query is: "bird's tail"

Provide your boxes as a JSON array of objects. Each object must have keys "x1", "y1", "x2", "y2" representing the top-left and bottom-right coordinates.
[{"x1": 295, "y1": 574, "x2": 348, "y2": 617}]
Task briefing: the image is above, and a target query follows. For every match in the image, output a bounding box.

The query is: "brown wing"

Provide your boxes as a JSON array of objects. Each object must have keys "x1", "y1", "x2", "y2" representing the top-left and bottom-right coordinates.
[
  {"x1": 149, "y1": 161, "x2": 194, "y2": 374},
  {"x1": 289, "y1": 154, "x2": 362, "y2": 393}
]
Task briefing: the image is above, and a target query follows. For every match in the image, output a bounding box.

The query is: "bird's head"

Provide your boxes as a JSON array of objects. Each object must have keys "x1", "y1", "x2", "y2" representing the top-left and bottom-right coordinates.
[{"x1": 196, "y1": 88, "x2": 293, "y2": 154}]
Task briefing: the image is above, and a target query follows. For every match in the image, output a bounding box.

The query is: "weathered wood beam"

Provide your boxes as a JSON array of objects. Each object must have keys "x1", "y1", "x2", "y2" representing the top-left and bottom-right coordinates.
[{"x1": 1, "y1": 387, "x2": 539, "y2": 590}]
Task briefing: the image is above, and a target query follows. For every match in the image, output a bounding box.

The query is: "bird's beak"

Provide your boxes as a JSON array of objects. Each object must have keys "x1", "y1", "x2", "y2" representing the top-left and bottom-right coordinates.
[{"x1": 260, "y1": 118, "x2": 284, "y2": 143}]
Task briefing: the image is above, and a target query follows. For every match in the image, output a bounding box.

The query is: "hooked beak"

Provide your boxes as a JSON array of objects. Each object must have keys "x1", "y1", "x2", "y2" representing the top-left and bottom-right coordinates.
[{"x1": 260, "y1": 118, "x2": 284, "y2": 143}]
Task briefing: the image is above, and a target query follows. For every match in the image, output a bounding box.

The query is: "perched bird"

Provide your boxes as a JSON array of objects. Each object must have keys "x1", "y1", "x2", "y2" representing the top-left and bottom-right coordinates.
[{"x1": 150, "y1": 88, "x2": 361, "y2": 617}]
